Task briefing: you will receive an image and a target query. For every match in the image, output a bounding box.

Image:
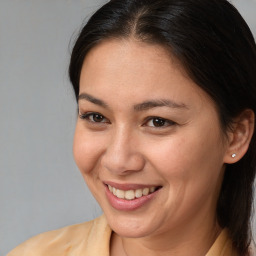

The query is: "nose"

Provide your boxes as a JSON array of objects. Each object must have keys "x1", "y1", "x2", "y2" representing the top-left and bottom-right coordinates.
[{"x1": 101, "y1": 127, "x2": 145, "y2": 175}]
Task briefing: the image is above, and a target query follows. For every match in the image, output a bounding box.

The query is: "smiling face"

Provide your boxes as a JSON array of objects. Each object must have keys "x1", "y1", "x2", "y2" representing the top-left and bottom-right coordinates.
[{"x1": 73, "y1": 39, "x2": 229, "y2": 239}]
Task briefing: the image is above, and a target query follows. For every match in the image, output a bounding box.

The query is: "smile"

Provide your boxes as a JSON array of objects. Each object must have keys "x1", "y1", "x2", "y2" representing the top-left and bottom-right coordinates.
[{"x1": 107, "y1": 185, "x2": 157, "y2": 200}]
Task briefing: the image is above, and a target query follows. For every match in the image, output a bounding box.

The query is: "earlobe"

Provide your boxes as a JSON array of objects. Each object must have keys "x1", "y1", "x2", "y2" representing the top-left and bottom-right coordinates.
[{"x1": 224, "y1": 109, "x2": 255, "y2": 164}]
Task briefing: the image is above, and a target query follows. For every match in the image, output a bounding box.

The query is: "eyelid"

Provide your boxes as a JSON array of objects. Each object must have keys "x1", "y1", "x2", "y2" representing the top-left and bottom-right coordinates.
[
  {"x1": 143, "y1": 116, "x2": 176, "y2": 128},
  {"x1": 78, "y1": 111, "x2": 175, "y2": 128},
  {"x1": 79, "y1": 111, "x2": 110, "y2": 123}
]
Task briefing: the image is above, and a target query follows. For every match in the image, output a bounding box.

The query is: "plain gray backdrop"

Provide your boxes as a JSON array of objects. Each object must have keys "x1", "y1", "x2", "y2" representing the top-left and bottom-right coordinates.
[{"x1": 1, "y1": 1, "x2": 256, "y2": 255}]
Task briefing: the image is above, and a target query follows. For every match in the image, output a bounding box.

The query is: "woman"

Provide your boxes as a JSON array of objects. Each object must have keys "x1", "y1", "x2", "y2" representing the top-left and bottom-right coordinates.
[{"x1": 8, "y1": 0, "x2": 256, "y2": 255}]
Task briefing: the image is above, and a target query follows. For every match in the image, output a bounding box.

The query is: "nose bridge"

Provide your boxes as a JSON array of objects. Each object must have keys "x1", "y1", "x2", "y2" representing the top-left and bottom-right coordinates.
[
  {"x1": 102, "y1": 124, "x2": 144, "y2": 174},
  {"x1": 112, "y1": 125, "x2": 130, "y2": 152}
]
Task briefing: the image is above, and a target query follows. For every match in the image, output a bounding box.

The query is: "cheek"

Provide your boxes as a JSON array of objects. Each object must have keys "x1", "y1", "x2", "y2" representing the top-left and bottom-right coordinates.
[
  {"x1": 73, "y1": 125, "x2": 104, "y2": 175},
  {"x1": 145, "y1": 129, "x2": 224, "y2": 187},
  {"x1": 145, "y1": 133, "x2": 224, "y2": 223}
]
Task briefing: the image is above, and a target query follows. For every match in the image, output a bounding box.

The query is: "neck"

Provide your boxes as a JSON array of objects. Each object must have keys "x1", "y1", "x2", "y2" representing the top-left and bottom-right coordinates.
[{"x1": 111, "y1": 216, "x2": 221, "y2": 256}]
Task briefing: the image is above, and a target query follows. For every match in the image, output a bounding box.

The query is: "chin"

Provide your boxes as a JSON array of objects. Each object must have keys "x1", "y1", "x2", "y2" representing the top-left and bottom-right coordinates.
[
  {"x1": 103, "y1": 210, "x2": 158, "y2": 238},
  {"x1": 110, "y1": 222, "x2": 151, "y2": 238}
]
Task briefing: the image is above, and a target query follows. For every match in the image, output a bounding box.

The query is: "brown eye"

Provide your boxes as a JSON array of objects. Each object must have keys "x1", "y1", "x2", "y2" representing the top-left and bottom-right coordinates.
[
  {"x1": 79, "y1": 112, "x2": 108, "y2": 123},
  {"x1": 145, "y1": 117, "x2": 175, "y2": 128},
  {"x1": 91, "y1": 114, "x2": 104, "y2": 122},
  {"x1": 152, "y1": 118, "x2": 166, "y2": 127}
]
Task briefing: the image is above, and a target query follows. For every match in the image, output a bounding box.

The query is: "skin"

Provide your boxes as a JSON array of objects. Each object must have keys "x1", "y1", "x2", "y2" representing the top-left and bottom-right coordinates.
[{"x1": 73, "y1": 39, "x2": 253, "y2": 256}]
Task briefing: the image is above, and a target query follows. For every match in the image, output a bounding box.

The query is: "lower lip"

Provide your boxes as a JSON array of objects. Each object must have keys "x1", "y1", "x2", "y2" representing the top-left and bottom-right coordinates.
[{"x1": 105, "y1": 185, "x2": 160, "y2": 211}]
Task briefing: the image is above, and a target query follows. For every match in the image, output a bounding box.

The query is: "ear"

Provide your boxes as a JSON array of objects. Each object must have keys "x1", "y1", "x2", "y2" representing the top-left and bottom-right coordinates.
[{"x1": 224, "y1": 109, "x2": 255, "y2": 164}]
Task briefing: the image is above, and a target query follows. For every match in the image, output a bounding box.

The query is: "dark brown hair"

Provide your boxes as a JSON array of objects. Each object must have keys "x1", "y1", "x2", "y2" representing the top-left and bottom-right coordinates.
[{"x1": 69, "y1": 0, "x2": 256, "y2": 254}]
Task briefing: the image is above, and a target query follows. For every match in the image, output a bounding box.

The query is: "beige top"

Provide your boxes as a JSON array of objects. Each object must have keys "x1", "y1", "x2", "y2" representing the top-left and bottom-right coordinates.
[{"x1": 7, "y1": 215, "x2": 239, "y2": 256}]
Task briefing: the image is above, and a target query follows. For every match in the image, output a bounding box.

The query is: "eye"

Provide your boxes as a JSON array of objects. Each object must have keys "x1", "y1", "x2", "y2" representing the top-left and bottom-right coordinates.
[
  {"x1": 145, "y1": 117, "x2": 175, "y2": 128},
  {"x1": 79, "y1": 112, "x2": 109, "y2": 123}
]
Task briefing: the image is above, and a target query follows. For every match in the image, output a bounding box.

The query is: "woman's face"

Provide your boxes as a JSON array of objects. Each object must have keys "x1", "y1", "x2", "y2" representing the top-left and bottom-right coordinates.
[{"x1": 73, "y1": 39, "x2": 229, "y2": 238}]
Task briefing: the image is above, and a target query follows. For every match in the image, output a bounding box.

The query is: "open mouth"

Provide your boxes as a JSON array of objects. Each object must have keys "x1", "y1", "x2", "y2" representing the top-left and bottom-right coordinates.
[{"x1": 106, "y1": 184, "x2": 161, "y2": 200}]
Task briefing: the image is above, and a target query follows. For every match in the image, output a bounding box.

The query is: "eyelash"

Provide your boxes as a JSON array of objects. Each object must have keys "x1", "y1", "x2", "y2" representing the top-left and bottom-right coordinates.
[
  {"x1": 79, "y1": 112, "x2": 176, "y2": 128},
  {"x1": 79, "y1": 112, "x2": 109, "y2": 123},
  {"x1": 143, "y1": 116, "x2": 176, "y2": 128}
]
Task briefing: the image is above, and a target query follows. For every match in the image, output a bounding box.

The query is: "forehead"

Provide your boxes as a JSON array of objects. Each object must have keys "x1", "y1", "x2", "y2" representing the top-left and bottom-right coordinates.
[
  {"x1": 83, "y1": 38, "x2": 183, "y2": 74},
  {"x1": 80, "y1": 39, "x2": 189, "y2": 90},
  {"x1": 79, "y1": 39, "x2": 214, "y2": 111}
]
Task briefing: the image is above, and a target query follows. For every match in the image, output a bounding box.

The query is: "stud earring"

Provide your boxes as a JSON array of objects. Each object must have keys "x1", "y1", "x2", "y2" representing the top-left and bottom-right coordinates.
[{"x1": 231, "y1": 153, "x2": 236, "y2": 158}]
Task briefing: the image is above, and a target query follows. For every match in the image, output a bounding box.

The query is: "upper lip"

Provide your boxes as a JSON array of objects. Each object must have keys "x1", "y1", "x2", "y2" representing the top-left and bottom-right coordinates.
[{"x1": 103, "y1": 181, "x2": 162, "y2": 190}]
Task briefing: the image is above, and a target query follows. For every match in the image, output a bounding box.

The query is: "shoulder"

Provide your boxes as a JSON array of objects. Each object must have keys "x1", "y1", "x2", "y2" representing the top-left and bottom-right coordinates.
[
  {"x1": 7, "y1": 215, "x2": 112, "y2": 256},
  {"x1": 206, "y1": 229, "x2": 239, "y2": 256}
]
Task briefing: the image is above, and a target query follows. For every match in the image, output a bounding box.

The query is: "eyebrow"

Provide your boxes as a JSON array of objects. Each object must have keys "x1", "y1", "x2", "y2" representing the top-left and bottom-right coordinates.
[
  {"x1": 78, "y1": 93, "x2": 108, "y2": 108},
  {"x1": 134, "y1": 99, "x2": 188, "y2": 111},
  {"x1": 78, "y1": 93, "x2": 188, "y2": 111}
]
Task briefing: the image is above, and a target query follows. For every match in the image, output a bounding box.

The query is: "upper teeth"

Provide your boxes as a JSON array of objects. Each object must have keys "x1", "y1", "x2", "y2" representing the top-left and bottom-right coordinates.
[{"x1": 108, "y1": 185, "x2": 157, "y2": 200}]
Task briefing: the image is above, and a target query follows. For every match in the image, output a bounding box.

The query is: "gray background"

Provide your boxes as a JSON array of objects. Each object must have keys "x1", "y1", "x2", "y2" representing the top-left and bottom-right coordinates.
[{"x1": 0, "y1": 0, "x2": 255, "y2": 255}]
